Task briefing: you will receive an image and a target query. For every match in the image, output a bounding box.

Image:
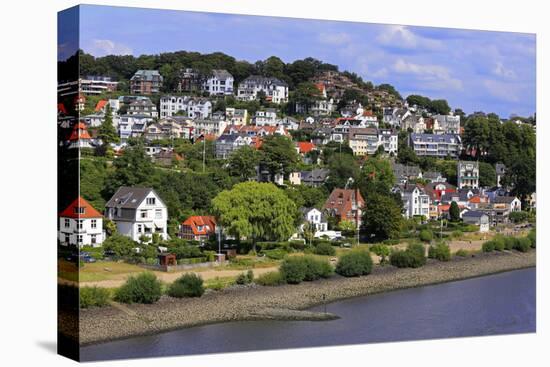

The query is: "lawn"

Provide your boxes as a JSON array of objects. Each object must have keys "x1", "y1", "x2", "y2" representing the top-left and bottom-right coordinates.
[{"x1": 79, "y1": 261, "x2": 147, "y2": 282}]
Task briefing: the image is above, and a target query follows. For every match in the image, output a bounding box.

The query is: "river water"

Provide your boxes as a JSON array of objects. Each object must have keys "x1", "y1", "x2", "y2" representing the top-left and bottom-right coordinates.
[{"x1": 80, "y1": 268, "x2": 536, "y2": 362}]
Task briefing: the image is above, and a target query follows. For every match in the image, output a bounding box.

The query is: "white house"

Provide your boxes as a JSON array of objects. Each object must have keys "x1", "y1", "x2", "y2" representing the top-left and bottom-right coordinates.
[
  {"x1": 225, "y1": 108, "x2": 248, "y2": 125},
  {"x1": 117, "y1": 115, "x2": 154, "y2": 141},
  {"x1": 203, "y1": 69, "x2": 234, "y2": 96},
  {"x1": 462, "y1": 211, "x2": 490, "y2": 232},
  {"x1": 105, "y1": 187, "x2": 168, "y2": 242},
  {"x1": 237, "y1": 76, "x2": 288, "y2": 104},
  {"x1": 254, "y1": 108, "x2": 278, "y2": 126},
  {"x1": 159, "y1": 96, "x2": 212, "y2": 119},
  {"x1": 127, "y1": 98, "x2": 158, "y2": 118},
  {"x1": 396, "y1": 185, "x2": 431, "y2": 219},
  {"x1": 58, "y1": 197, "x2": 104, "y2": 247},
  {"x1": 300, "y1": 208, "x2": 328, "y2": 233}
]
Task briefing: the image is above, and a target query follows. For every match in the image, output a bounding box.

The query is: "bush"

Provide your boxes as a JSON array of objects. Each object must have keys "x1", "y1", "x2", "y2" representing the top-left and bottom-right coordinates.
[
  {"x1": 313, "y1": 242, "x2": 336, "y2": 256},
  {"x1": 428, "y1": 243, "x2": 451, "y2": 261},
  {"x1": 389, "y1": 244, "x2": 426, "y2": 268},
  {"x1": 370, "y1": 244, "x2": 391, "y2": 264},
  {"x1": 114, "y1": 272, "x2": 162, "y2": 304},
  {"x1": 335, "y1": 250, "x2": 373, "y2": 277},
  {"x1": 451, "y1": 230, "x2": 463, "y2": 239},
  {"x1": 419, "y1": 229, "x2": 433, "y2": 242},
  {"x1": 255, "y1": 271, "x2": 285, "y2": 286},
  {"x1": 168, "y1": 273, "x2": 204, "y2": 298},
  {"x1": 455, "y1": 249, "x2": 469, "y2": 257},
  {"x1": 80, "y1": 287, "x2": 110, "y2": 308},
  {"x1": 261, "y1": 249, "x2": 288, "y2": 260},
  {"x1": 527, "y1": 229, "x2": 536, "y2": 248},
  {"x1": 514, "y1": 237, "x2": 531, "y2": 253},
  {"x1": 280, "y1": 256, "x2": 333, "y2": 284},
  {"x1": 301, "y1": 256, "x2": 333, "y2": 280},
  {"x1": 509, "y1": 211, "x2": 529, "y2": 224},
  {"x1": 235, "y1": 270, "x2": 254, "y2": 285},
  {"x1": 482, "y1": 240, "x2": 495, "y2": 252},
  {"x1": 492, "y1": 236, "x2": 505, "y2": 251},
  {"x1": 279, "y1": 257, "x2": 307, "y2": 284},
  {"x1": 504, "y1": 237, "x2": 517, "y2": 250}
]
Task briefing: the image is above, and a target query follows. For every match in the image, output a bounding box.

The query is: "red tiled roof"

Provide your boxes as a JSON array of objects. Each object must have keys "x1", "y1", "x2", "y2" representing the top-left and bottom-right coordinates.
[
  {"x1": 297, "y1": 141, "x2": 315, "y2": 154},
  {"x1": 181, "y1": 216, "x2": 216, "y2": 236},
  {"x1": 322, "y1": 189, "x2": 365, "y2": 221},
  {"x1": 59, "y1": 196, "x2": 103, "y2": 219},
  {"x1": 314, "y1": 83, "x2": 325, "y2": 93},
  {"x1": 95, "y1": 100, "x2": 108, "y2": 112},
  {"x1": 69, "y1": 122, "x2": 92, "y2": 141}
]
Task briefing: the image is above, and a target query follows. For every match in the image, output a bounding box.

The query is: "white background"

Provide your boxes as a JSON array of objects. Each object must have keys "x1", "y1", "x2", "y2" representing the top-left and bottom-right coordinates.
[{"x1": 0, "y1": 0, "x2": 547, "y2": 366}]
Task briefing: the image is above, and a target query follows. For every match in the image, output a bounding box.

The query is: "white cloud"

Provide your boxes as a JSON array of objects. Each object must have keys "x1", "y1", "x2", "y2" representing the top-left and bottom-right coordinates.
[
  {"x1": 371, "y1": 67, "x2": 388, "y2": 78},
  {"x1": 483, "y1": 79, "x2": 520, "y2": 102},
  {"x1": 393, "y1": 59, "x2": 463, "y2": 90},
  {"x1": 493, "y1": 62, "x2": 516, "y2": 78},
  {"x1": 88, "y1": 39, "x2": 133, "y2": 56},
  {"x1": 376, "y1": 25, "x2": 443, "y2": 50},
  {"x1": 318, "y1": 32, "x2": 352, "y2": 45}
]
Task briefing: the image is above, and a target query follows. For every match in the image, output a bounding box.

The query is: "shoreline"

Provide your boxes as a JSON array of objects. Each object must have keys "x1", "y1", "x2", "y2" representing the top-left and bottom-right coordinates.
[{"x1": 78, "y1": 250, "x2": 536, "y2": 346}]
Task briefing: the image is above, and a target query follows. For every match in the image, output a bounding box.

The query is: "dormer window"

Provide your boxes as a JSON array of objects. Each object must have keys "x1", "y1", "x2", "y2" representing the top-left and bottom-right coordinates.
[
  {"x1": 146, "y1": 197, "x2": 156, "y2": 205},
  {"x1": 74, "y1": 206, "x2": 85, "y2": 215}
]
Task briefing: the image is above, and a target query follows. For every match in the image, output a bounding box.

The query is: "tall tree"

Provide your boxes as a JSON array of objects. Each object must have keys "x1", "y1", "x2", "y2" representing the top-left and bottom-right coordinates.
[
  {"x1": 212, "y1": 182, "x2": 297, "y2": 250},
  {"x1": 362, "y1": 194, "x2": 403, "y2": 240},
  {"x1": 97, "y1": 105, "x2": 119, "y2": 156},
  {"x1": 291, "y1": 82, "x2": 323, "y2": 114},
  {"x1": 449, "y1": 201, "x2": 460, "y2": 222},
  {"x1": 227, "y1": 145, "x2": 260, "y2": 181},
  {"x1": 259, "y1": 135, "x2": 300, "y2": 179}
]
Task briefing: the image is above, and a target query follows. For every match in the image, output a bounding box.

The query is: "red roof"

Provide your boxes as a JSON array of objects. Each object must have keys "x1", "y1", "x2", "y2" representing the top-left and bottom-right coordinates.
[
  {"x1": 95, "y1": 100, "x2": 108, "y2": 112},
  {"x1": 69, "y1": 122, "x2": 92, "y2": 141},
  {"x1": 181, "y1": 216, "x2": 216, "y2": 236},
  {"x1": 59, "y1": 196, "x2": 103, "y2": 219},
  {"x1": 362, "y1": 110, "x2": 374, "y2": 117},
  {"x1": 322, "y1": 189, "x2": 365, "y2": 222},
  {"x1": 314, "y1": 83, "x2": 325, "y2": 94},
  {"x1": 58, "y1": 103, "x2": 67, "y2": 114},
  {"x1": 297, "y1": 141, "x2": 315, "y2": 154}
]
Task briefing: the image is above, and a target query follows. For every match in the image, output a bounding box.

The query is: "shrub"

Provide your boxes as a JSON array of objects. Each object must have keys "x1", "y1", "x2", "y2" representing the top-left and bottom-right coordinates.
[
  {"x1": 80, "y1": 286, "x2": 110, "y2": 308},
  {"x1": 114, "y1": 272, "x2": 162, "y2": 304},
  {"x1": 145, "y1": 257, "x2": 158, "y2": 265},
  {"x1": 419, "y1": 229, "x2": 433, "y2": 242},
  {"x1": 262, "y1": 249, "x2": 288, "y2": 260},
  {"x1": 313, "y1": 242, "x2": 336, "y2": 256},
  {"x1": 335, "y1": 250, "x2": 373, "y2": 277},
  {"x1": 382, "y1": 239, "x2": 400, "y2": 246},
  {"x1": 504, "y1": 237, "x2": 517, "y2": 250},
  {"x1": 509, "y1": 211, "x2": 529, "y2": 224},
  {"x1": 527, "y1": 229, "x2": 536, "y2": 248},
  {"x1": 255, "y1": 271, "x2": 285, "y2": 286},
  {"x1": 452, "y1": 230, "x2": 463, "y2": 239},
  {"x1": 168, "y1": 273, "x2": 204, "y2": 298},
  {"x1": 370, "y1": 244, "x2": 391, "y2": 264},
  {"x1": 235, "y1": 271, "x2": 253, "y2": 285},
  {"x1": 301, "y1": 256, "x2": 333, "y2": 280},
  {"x1": 455, "y1": 249, "x2": 469, "y2": 257},
  {"x1": 279, "y1": 257, "x2": 307, "y2": 284},
  {"x1": 492, "y1": 236, "x2": 505, "y2": 251},
  {"x1": 390, "y1": 244, "x2": 426, "y2": 268},
  {"x1": 482, "y1": 240, "x2": 495, "y2": 252},
  {"x1": 514, "y1": 237, "x2": 531, "y2": 253},
  {"x1": 428, "y1": 243, "x2": 451, "y2": 261},
  {"x1": 246, "y1": 269, "x2": 254, "y2": 283}
]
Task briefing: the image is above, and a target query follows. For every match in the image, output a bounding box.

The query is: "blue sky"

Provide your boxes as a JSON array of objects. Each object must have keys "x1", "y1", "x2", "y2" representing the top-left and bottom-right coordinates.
[{"x1": 74, "y1": 4, "x2": 536, "y2": 118}]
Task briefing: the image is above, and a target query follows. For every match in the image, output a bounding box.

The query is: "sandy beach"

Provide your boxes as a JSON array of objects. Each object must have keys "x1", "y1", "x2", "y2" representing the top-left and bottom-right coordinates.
[{"x1": 77, "y1": 249, "x2": 536, "y2": 345}]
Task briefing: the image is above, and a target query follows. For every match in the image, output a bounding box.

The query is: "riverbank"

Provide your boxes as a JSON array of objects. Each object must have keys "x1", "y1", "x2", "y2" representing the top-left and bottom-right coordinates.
[{"x1": 79, "y1": 250, "x2": 535, "y2": 345}]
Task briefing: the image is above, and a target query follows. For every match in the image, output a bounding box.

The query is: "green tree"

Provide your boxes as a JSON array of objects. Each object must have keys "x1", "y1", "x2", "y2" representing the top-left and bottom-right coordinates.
[
  {"x1": 324, "y1": 153, "x2": 360, "y2": 192},
  {"x1": 362, "y1": 194, "x2": 403, "y2": 240},
  {"x1": 227, "y1": 145, "x2": 260, "y2": 181},
  {"x1": 97, "y1": 105, "x2": 119, "y2": 156},
  {"x1": 103, "y1": 233, "x2": 136, "y2": 257},
  {"x1": 449, "y1": 201, "x2": 460, "y2": 222},
  {"x1": 358, "y1": 157, "x2": 395, "y2": 198},
  {"x1": 479, "y1": 162, "x2": 497, "y2": 187},
  {"x1": 259, "y1": 135, "x2": 300, "y2": 179},
  {"x1": 291, "y1": 82, "x2": 323, "y2": 114},
  {"x1": 212, "y1": 182, "x2": 297, "y2": 251}
]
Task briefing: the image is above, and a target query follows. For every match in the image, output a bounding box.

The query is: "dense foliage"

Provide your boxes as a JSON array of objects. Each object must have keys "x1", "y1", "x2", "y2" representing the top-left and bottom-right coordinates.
[
  {"x1": 168, "y1": 273, "x2": 205, "y2": 298},
  {"x1": 114, "y1": 272, "x2": 163, "y2": 304},
  {"x1": 335, "y1": 250, "x2": 374, "y2": 277}
]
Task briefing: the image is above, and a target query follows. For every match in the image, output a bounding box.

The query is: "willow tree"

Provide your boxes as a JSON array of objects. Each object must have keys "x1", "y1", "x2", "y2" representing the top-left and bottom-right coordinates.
[{"x1": 212, "y1": 182, "x2": 297, "y2": 251}]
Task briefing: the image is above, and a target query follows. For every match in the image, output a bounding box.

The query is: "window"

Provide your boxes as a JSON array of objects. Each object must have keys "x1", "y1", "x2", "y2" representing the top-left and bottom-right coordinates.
[
  {"x1": 77, "y1": 235, "x2": 83, "y2": 244},
  {"x1": 77, "y1": 220, "x2": 83, "y2": 230},
  {"x1": 91, "y1": 234, "x2": 97, "y2": 244},
  {"x1": 155, "y1": 209, "x2": 162, "y2": 219},
  {"x1": 64, "y1": 234, "x2": 70, "y2": 243},
  {"x1": 137, "y1": 225, "x2": 142, "y2": 233},
  {"x1": 64, "y1": 218, "x2": 70, "y2": 228},
  {"x1": 91, "y1": 219, "x2": 97, "y2": 229},
  {"x1": 146, "y1": 197, "x2": 156, "y2": 205},
  {"x1": 140, "y1": 210, "x2": 148, "y2": 219},
  {"x1": 73, "y1": 206, "x2": 85, "y2": 215}
]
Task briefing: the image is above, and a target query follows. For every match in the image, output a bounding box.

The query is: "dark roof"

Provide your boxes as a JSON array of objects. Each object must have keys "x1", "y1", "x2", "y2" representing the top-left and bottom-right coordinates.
[
  {"x1": 463, "y1": 211, "x2": 487, "y2": 218},
  {"x1": 493, "y1": 196, "x2": 518, "y2": 204},
  {"x1": 301, "y1": 168, "x2": 330, "y2": 183},
  {"x1": 105, "y1": 187, "x2": 160, "y2": 209}
]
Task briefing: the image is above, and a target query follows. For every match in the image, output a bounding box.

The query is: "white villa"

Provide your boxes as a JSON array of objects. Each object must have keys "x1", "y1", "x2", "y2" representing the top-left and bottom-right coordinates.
[
  {"x1": 58, "y1": 196, "x2": 104, "y2": 247},
  {"x1": 105, "y1": 187, "x2": 168, "y2": 242}
]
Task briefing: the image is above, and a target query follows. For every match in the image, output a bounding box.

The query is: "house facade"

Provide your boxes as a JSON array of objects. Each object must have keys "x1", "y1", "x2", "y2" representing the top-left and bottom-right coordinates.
[
  {"x1": 215, "y1": 134, "x2": 253, "y2": 158},
  {"x1": 130, "y1": 70, "x2": 163, "y2": 94},
  {"x1": 322, "y1": 188, "x2": 365, "y2": 227},
  {"x1": 301, "y1": 208, "x2": 328, "y2": 233},
  {"x1": 237, "y1": 76, "x2": 289, "y2": 104},
  {"x1": 462, "y1": 211, "x2": 490, "y2": 232},
  {"x1": 105, "y1": 187, "x2": 168, "y2": 242},
  {"x1": 409, "y1": 133, "x2": 462, "y2": 158},
  {"x1": 203, "y1": 69, "x2": 234, "y2": 96},
  {"x1": 58, "y1": 197, "x2": 104, "y2": 247},
  {"x1": 395, "y1": 185, "x2": 430, "y2": 219},
  {"x1": 179, "y1": 216, "x2": 216, "y2": 242},
  {"x1": 457, "y1": 161, "x2": 479, "y2": 189},
  {"x1": 127, "y1": 99, "x2": 158, "y2": 118}
]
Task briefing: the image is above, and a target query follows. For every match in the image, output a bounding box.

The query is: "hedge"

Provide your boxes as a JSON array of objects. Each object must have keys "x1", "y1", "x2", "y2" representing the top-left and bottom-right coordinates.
[
  {"x1": 80, "y1": 286, "x2": 110, "y2": 308},
  {"x1": 255, "y1": 271, "x2": 285, "y2": 286},
  {"x1": 389, "y1": 243, "x2": 426, "y2": 268},
  {"x1": 313, "y1": 242, "x2": 336, "y2": 256},
  {"x1": 428, "y1": 243, "x2": 451, "y2": 261},
  {"x1": 280, "y1": 256, "x2": 333, "y2": 284},
  {"x1": 168, "y1": 273, "x2": 205, "y2": 298}
]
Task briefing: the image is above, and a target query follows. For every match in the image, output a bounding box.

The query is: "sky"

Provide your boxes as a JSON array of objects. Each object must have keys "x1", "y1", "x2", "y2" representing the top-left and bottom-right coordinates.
[{"x1": 69, "y1": 4, "x2": 535, "y2": 118}]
